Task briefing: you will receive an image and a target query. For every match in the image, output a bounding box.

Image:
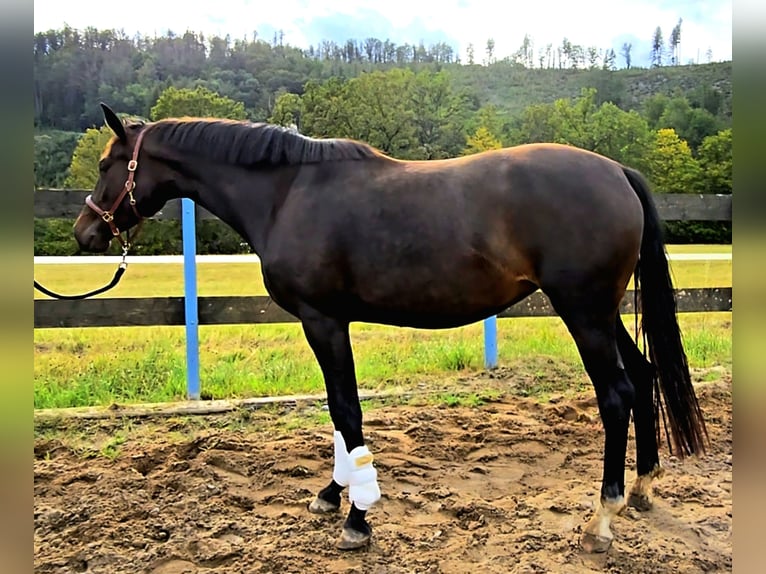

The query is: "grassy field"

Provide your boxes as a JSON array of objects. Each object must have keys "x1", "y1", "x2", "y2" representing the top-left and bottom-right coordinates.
[{"x1": 33, "y1": 245, "x2": 731, "y2": 409}]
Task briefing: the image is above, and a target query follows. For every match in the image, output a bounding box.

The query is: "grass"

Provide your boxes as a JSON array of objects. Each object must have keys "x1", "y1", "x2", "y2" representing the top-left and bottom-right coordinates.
[{"x1": 33, "y1": 246, "x2": 731, "y2": 409}]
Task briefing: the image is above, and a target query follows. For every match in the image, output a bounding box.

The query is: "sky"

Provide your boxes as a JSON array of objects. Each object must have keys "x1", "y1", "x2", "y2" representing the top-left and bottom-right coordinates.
[{"x1": 33, "y1": 0, "x2": 732, "y2": 68}]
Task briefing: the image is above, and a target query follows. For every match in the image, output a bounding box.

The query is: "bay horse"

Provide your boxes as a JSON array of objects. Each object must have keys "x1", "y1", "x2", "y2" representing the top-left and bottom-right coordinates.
[{"x1": 74, "y1": 103, "x2": 707, "y2": 553}]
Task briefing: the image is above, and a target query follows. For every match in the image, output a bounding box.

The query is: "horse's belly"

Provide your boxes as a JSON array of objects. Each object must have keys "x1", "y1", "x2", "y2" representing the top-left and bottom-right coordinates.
[{"x1": 349, "y1": 272, "x2": 538, "y2": 329}]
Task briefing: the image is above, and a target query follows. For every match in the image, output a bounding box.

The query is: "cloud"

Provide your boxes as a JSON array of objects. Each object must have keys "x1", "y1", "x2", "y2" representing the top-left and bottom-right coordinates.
[
  {"x1": 298, "y1": 8, "x2": 461, "y2": 49},
  {"x1": 33, "y1": 0, "x2": 731, "y2": 64}
]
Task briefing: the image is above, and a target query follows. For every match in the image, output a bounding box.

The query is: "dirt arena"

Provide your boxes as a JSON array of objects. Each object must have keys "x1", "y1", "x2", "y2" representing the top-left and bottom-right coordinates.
[{"x1": 34, "y1": 375, "x2": 731, "y2": 574}]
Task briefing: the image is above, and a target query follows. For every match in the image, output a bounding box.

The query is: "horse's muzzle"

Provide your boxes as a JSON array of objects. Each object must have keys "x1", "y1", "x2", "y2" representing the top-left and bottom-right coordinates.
[{"x1": 73, "y1": 217, "x2": 111, "y2": 253}]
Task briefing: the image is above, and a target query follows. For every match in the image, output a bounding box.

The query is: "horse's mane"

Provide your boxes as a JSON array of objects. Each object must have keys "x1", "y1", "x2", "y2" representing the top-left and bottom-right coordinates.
[{"x1": 142, "y1": 118, "x2": 381, "y2": 167}]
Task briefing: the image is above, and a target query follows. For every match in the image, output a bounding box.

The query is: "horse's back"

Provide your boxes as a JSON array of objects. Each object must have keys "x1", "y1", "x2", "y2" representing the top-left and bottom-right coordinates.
[
  {"x1": 263, "y1": 143, "x2": 644, "y2": 324},
  {"x1": 400, "y1": 143, "x2": 644, "y2": 278}
]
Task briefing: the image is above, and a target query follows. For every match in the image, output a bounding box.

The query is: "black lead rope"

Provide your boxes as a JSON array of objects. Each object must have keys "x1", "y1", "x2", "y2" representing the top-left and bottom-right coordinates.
[
  {"x1": 34, "y1": 261, "x2": 127, "y2": 300},
  {"x1": 34, "y1": 242, "x2": 130, "y2": 301}
]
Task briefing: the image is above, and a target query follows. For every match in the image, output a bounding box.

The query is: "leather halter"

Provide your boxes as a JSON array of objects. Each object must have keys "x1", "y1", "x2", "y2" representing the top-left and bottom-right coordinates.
[{"x1": 85, "y1": 128, "x2": 147, "y2": 249}]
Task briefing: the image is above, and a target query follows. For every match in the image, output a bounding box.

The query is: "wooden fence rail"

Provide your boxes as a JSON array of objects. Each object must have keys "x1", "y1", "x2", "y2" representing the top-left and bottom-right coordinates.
[
  {"x1": 34, "y1": 191, "x2": 733, "y2": 330},
  {"x1": 34, "y1": 288, "x2": 732, "y2": 329},
  {"x1": 34, "y1": 189, "x2": 733, "y2": 222}
]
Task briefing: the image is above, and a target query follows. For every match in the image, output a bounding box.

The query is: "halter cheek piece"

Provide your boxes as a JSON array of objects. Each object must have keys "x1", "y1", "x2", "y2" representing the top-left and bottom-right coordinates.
[{"x1": 85, "y1": 128, "x2": 147, "y2": 249}]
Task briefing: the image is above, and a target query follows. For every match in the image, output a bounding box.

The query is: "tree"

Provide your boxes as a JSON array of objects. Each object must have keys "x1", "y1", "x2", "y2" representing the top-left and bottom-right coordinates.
[
  {"x1": 34, "y1": 130, "x2": 81, "y2": 188},
  {"x1": 561, "y1": 38, "x2": 573, "y2": 68},
  {"x1": 645, "y1": 128, "x2": 703, "y2": 194},
  {"x1": 513, "y1": 34, "x2": 534, "y2": 68},
  {"x1": 642, "y1": 93, "x2": 669, "y2": 128},
  {"x1": 463, "y1": 126, "x2": 502, "y2": 155},
  {"x1": 268, "y1": 91, "x2": 303, "y2": 129},
  {"x1": 297, "y1": 77, "x2": 352, "y2": 138},
  {"x1": 688, "y1": 84, "x2": 723, "y2": 116},
  {"x1": 697, "y1": 129, "x2": 732, "y2": 194},
  {"x1": 293, "y1": 69, "x2": 474, "y2": 159},
  {"x1": 587, "y1": 46, "x2": 601, "y2": 69},
  {"x1": 508, "y1": 89, "x2": 598, "y2": 147},
  {"x1": 621, "y1": 42, "x2": 632, "y2": 69},
  {"x1": 510, "y1": 103, "x2": 561, "y2": 144},
  {"x1": 296, "y1": 70, "x2": 418, "y2": 157},
  {"x1": 466, "y1": 43, "x2": 475, "y2": 65},
  {"x1": 588, "y1": 103, "x2": 653, "y2": 170},
  {"x1": 669, "y1": 18, "x2": 682, "y2": 65},
  {"x1": 508, "y1": 88, "x2": 653, "y2": 171},
  {"x1": 657, "y1": 95, "x2": 720, "y2": 150},
  {"x1": 471, "y1": 104, "x2": 506, "y2": 142},
  {"x1": 651, "y1": 27, "x2": 664, "y2": 67},
  {"x1": 64, "y1": 125, "x2": 115, "y2": 189},
  {"x1": 343, "y1": 69, "x2": 417, "y2": 156},
  {"x1": 408, "y1": 70, "x2": 471, "y2": 159},
  {"x1": 485, "y1": 38, "x2": 495, "y2": 65},
  {"x1": 683, "y1": 108, "x2": 721, "y2": 150},
  {"x1": 149, "y1": 85, "x2": 247, "y2": 121}
]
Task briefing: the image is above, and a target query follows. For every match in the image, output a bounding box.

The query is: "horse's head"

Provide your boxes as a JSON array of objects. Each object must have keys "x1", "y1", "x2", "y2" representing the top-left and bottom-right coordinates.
[{"x1": 74, "y1": 103, "x2": 161, "y2": 253}]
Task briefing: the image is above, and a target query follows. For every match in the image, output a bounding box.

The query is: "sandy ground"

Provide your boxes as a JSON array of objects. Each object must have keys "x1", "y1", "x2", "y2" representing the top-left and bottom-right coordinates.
[{"x1": 34, "y1": 376, "x2": 731, "y2": 574}]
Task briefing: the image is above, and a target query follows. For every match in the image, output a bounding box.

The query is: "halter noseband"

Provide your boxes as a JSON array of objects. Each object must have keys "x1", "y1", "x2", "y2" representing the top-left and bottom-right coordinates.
[{"x1": 85, "y1": 128, "x2": 147, "y2": 249}]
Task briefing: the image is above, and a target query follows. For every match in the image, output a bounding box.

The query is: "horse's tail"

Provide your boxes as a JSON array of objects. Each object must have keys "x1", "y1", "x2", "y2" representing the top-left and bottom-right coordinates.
[{"x1": 622, "y1": 165, "x2": 708, "y2": 458}]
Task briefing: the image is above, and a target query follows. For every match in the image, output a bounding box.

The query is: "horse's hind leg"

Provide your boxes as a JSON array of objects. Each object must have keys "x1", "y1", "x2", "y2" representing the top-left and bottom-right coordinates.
[
  {"x1": 616, "y1": 319, "x2": 665, "y2": 511},
  {"x1": 549, "y1": 295, "x2": 634, "y2": 553}
]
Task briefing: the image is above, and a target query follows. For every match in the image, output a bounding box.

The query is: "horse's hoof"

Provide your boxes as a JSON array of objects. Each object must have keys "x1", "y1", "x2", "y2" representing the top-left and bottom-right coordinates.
[
  {"x1": 337, "y1": 527, "x2": 371, "y2": 550},
  {"x1": 308, "y1": 496, "x2": 340, "y2": 514},
  {"x1": 581, "y1": 532, "x2": 613, "y2": 553},
  {"x1": 628, "y1": 492, "x2": 653, "y2": 512}
]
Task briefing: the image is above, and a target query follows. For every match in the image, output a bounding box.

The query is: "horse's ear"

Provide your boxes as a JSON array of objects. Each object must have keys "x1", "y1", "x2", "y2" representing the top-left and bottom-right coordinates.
[{"x1": 100, "y1": 102, "x2": 127, "y2": 143}]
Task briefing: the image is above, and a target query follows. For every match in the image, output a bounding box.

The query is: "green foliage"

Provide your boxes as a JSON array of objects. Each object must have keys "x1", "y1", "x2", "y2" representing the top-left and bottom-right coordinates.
[
  {"x1": 342, "y1": 69, "x2": 418, "y2": 156},
  {"x1": 683, "y1": 108, "x2": 721, "y2": 151},
  {"x1": 645, "y1": 128, "x2": 703, "y2": 194},
  {"x1": 508, "y1": 88, "x2": 653, "y2": 170},
  {"x1": 697, "y1": 129, "x2": 732, "y2": 195},
  {"x1": 64, "y1": 126, "x2": 114, "y2": 189},
  {"x1": 642, "y1": 93, "x2": 669, "y2": 128},
  {"x1": 463, "y1": 126, "x2": 502, "y2": 155},
  {"x1": 34, "y1": 26, "x2": 732, "y2": 134},
  {"x1": 588, "y1": 103, "x2": 654, "y2": 170},
  {"x1": 34, "y1": 130, "x2": 81, "y2": 188},
  {"x1": 150, "y1": 86, "x2": 247, "y2": 121},
  {"x1": 509, "y1": 88, "x2": 599, "y2": 147},
  {"x1": 467, "y1": 104, "x2": 507, "y2": 143},
  {"x1": 34, "y1": 219, "x2": 82, "y2": 256},
  {"x1": 409, "y1": 70, "x2": 472, "y2": 159},
  {"x1": 663, "y1": 221, "x2": 731, "y2": 244},
  {"x1": 283, "y1": 69, "x2": 472, "y2": 159},
  {"x1": 647, "y1": 93, "x2": 721, "y2": 150},
  {"x1": 268, "y1": 91, "x2": 302, "y2": 127},
  {"x1": 33, "y1": 27, "x2": 733, "y2": 251},
  {"x1": 688, "y1": 83, "x2": 723, "y2": 116}
]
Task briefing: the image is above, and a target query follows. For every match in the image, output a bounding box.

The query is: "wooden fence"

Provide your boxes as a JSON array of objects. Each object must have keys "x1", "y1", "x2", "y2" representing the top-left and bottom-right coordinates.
[
  {"x1": 34, "y1": 190, "x2": 732, "y2": 329},
  {"x1": 34, "y1": 189, "x2": 734, "y2": 223}
]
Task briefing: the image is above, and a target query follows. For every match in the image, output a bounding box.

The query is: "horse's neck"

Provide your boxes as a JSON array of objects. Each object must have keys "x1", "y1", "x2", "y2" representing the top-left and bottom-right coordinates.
[{"x1": 184, "y1": 163, "x2": 288, "y2": 256}]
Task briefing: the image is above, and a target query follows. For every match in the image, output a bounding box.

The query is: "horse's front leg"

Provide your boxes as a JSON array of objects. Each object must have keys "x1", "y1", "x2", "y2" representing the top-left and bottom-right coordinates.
[{"x1": 299, "y1": 306, "x2": 381, "y2": 550}]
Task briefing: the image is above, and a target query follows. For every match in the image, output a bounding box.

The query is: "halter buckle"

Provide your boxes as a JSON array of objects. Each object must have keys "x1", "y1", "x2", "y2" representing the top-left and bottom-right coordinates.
[
  {"x1": 127, "y1": 159, "x2": 138, "y2": 172},
  {"x1": 101, "y1": 212, "x2": 114, "y2": 223}
]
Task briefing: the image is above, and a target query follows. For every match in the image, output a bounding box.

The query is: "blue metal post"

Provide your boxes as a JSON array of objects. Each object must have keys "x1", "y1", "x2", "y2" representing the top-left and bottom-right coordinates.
[
  {"x1": 483, "y1": 315, "x2": 498, "y2": 369},
  {"x1": 182, "y1": 198, "x2": 200, "y2": 400}
]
